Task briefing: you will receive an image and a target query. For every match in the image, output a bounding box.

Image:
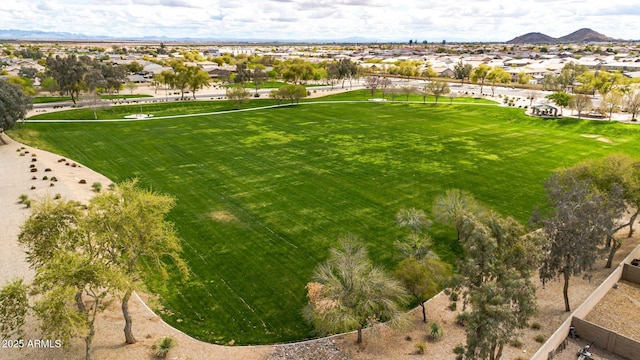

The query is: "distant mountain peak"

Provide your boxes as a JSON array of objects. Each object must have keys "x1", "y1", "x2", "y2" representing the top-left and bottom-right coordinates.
[{"x1": 507, "y1": 28, "x2": 615, "y2": 44}]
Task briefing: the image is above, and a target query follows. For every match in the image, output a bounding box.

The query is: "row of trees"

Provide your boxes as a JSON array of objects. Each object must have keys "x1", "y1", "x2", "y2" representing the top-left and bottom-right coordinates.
[
  {"x1": 534, "y1": 153, "x2": 640, "y2": 312},
  {"x1": 45, "y1": 55, "x2": 128, "y2": 104},
  {"x1": 545, "y1": 89, "x2": 640, "y2": 120},
  {"x1": 304, "y1": 191, "x2": 544, "y2": 360},
  {"x1": 304, "y1": 152, "x2": 640, "y2": 359},
  {"x1": 0, "y1": 180, "x2": 188, "y2": 360},
  {"x1": 364, "y1": 76, "x2": 452, "y2": 103}
]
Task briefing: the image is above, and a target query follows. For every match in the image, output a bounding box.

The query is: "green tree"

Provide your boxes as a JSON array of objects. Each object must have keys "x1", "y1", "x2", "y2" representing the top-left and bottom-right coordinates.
[
  {"x1": 453, "y1": 60, "x2": 472, "y2": 85},
  {"x1": 517, "y1": 71, "x2": 532, "y2": 85},
  {"x1": 533, "y1": 172, "x2": 624, "y2": 312},
  {"x1": 421, "y1": 66, "x2": 438, "y2": 81},
  {"x1": 269, "y1": 88, "x2": 284, "y2": 105},
  {"x1": 486, "y1": 67, "x2": 510, "y2": 96},
  {"x1": 226, "y1": 86, "x2": 250, "y2": 109},
  {"x1": 0, "y1": 279, "x2": 28, "y2": 339},
  {"x1": 234, "y1": 62, "x2": 251, "y2": 88},
  {"x1": 45, "y1": 54, "x2": 90, "y2": 104},
  {"x1": 566, "y1": 154, "x2": 640, "y2": 266},
  {"x1": 187, "y1": 67, "x2": 211, "y2": 100},
  {"x1": 470, "y1": 64, "x2": 490, "y2": 94},
  {"x1": 86, "y1": 179, "x2": 188, "y2": 344},
  {"x1": 393, "y1": 208, "x2": 450, "y2": 322},
  {"x1": 455, "y1": 212, "x2": 544, "y2": 360},
  {"x1": 303, "y1": 237, "x2": 409, "y2": 344},
  {"x1": 426, "y1": 81, "x2": 450, "y2": 104},
  {"x1": 16, "y1": 197, "x2": 125, "y2": 360},
  {"x1": 278, "y1": 84, "x2": 307, "y2": 104},
  {"x1": 545, "y1": 91, "x2": 572, "y2": 115},
  {"x1": 39, "y1": 77, "x2": 59, "y2": 95},
  {"x1": 0, "y1": 78, "x2": 33, "y2": 133},
  {"x1": 126, "y1": 61, "x2": 144, "y2": 74},
  {"x1": 432, "y1": 189, "x2": 484, "y2": 242},
  {"x1": 395, "y1": 257, "x2": 449, "y2": 323},
  {"x1": 251, "y1": 67, "x2": 268, "y2": 95}
]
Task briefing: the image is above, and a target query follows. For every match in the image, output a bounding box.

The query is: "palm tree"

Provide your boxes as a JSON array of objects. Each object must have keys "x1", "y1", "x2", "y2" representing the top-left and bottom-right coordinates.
[
  {"x1": 303, "y1": 237, "x2": 409, "y2": 343},
  {"x1": 432, "y1": 189, "x2": 484, "y2": 242}
]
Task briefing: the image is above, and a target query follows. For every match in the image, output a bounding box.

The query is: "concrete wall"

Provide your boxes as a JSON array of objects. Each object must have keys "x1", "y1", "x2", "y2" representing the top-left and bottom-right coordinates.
[
  {"x1": 622, "y1": 262, "x2": 640, "y2": 283},
  {"x1": 531, "y1": 244, "x2": 640, "y2": 360},
  {"x1": 572, "y1": 317, "x2": 638, "y2": 359}
]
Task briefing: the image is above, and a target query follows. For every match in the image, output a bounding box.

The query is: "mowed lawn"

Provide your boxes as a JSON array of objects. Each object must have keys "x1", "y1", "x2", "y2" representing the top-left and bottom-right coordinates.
[{"x1": 11, "y1": 98, "x2": 640, "y2": 344}]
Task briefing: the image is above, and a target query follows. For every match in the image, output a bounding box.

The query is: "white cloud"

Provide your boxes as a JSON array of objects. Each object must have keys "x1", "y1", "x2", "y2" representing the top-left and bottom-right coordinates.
[{"x1": 1, "y1": 0, "x2": 639, "y2": 41}]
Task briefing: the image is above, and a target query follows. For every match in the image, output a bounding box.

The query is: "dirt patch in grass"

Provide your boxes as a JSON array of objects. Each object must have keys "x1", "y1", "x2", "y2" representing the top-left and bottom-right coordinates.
[{"x1": 209, "y1": 210, "x2": 237, "y2": 223}]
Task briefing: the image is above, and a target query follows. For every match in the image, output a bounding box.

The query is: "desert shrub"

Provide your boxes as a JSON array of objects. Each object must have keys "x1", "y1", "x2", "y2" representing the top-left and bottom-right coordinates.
[
  {"x1": 92, "y1": 182, "x2": 102, "y2": 192},
  {"x1": 509, "y1": 338, "x2": 523, "y2": 348},
  {"x1": 456, "y1": 312, "x2": 470, "y2": 327},
  {"x1": 108, "y1": 183, "x2": 116, "y2": 190},
  {"x1": 29, "y1": 164, "x2": 35, "y2": 168},
  {"x1": 19, "y1": 152, "x2": 25, "y2": 156},
  {"x1": 415, "y1": 342, "x2": 426, "y2": 354},
  {"x1": 530, "y1": 322, "x2": 542, "y2": 330},
  {"x1": 23, "y1": 199, "x2": 31, "y2": 208},
  {"x1": 453, "y1": 344, "x2": 465, "y2": 360},
  {"x1": 534, "y1": 334, "x2": 545, "y2": 343},
  {"x1": 449, "y1": 291, "x2": 459, "y2": 302},
  {"x1": 54, "y1": 193, "x2": 61, "y2": 200},
  {"x1": 405, "y1": 335, "x2": 412, "y2": 341},
  {"x1": 50, "y1": 183, "x2": 54, "y2": 187},
  {"x1": 51, "y1": 177, "x2": 57, "y2": 182},
  {"x1": 30, "y1": 186, "x2": 36, "y2": 190},
  {"x1": 31, "y1": 176, "x2": 37, "y2": 180},
  {"x1": 42, "y1": 176, "x2": 48, "y2": 180},
  {"x1": 18, "y1": 194, "x2": 28, "y2": 203},
  {"x1": 79, "y1": 179, "x2": 87, "y2": 184},
  {"x1": 31, "y1": 158, "x2": 37, "y2": 162},
  {"x1": 448, "y1": 302, "x2": 457, "y2": 311},
  {"x1": 30, "y1": 168, "x2": 37, "y2": 172},
  {"x1": 429, "y1": 322, "x2": 444, "y2": 341},
  {"x1": 44, "y1": 168, "x2": 52, "y2": 172},
  {"x1": 152, "y1": 337, "x2": 176, "y2": 359}
]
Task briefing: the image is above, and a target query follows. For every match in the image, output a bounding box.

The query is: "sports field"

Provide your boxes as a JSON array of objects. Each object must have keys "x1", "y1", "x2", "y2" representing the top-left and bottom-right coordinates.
[{"x1": 12, "y1": 91, "x2": 640, "y2": 344}]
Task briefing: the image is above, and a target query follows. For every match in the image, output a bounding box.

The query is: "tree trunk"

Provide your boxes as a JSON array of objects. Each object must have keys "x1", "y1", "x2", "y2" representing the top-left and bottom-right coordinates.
[
  {"x1": 421, "y1": 302, "x2": 426, "y2": 322},
  {"x1": 84, "y1": 327, "x2": 94, "y2": 360},
  {"x1": 605, "y1": 236, "x2": 621, "y2": 269},
  {"x1": 357, "y1": 327, "x2": 363, "y2": 344},
  {"x1": 75, "y1": 290, "x2": 86, "y2": 313},
  {"x1": 629, "y1": 210, "x2": 639, "y2": 238},
  {"x1": 122, "y1": 289, "x2": 136, "y2": 344},
  {"x1": 563, "y1": 270, "x2": 571, "y2": 312},
  {"x1": 495, "y1": 343, "x2": 504, "y2": 360}
]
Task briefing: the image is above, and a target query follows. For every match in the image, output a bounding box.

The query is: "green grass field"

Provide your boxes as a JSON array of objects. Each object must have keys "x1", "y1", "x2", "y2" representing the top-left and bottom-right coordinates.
[
  {"x1": 33, "y1": 94, "x2": 153, "y2": 104},
  {"x1": 10, "y1": 93, "x2": 640, "y2": 345}
]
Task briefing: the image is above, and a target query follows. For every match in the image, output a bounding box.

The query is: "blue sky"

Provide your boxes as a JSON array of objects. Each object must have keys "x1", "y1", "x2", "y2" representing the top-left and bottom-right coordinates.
[{"x1": 1, "y1": 0, "x2": 639, "y2": 42}]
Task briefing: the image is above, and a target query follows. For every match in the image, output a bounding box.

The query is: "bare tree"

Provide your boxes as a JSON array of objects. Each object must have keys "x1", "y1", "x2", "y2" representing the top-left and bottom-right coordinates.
[
  {"x1": 569, "y1": 94, "x2": 592, "y2": 118},
  {"x1": 625, "y1": 90, "x2": 640, "y2": 121},
  {"x1": 364, "y1": 76, "x2": 380, "y2": 99}
]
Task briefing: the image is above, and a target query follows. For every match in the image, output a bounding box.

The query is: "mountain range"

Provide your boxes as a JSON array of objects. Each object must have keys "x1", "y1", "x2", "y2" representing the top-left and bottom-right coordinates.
[
  {"x1": 506, "y1": 28, "x2": 615, "y2": 44},
  {"x1": 0, "y1": 28, "x2": 623, "y2": 44}
]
